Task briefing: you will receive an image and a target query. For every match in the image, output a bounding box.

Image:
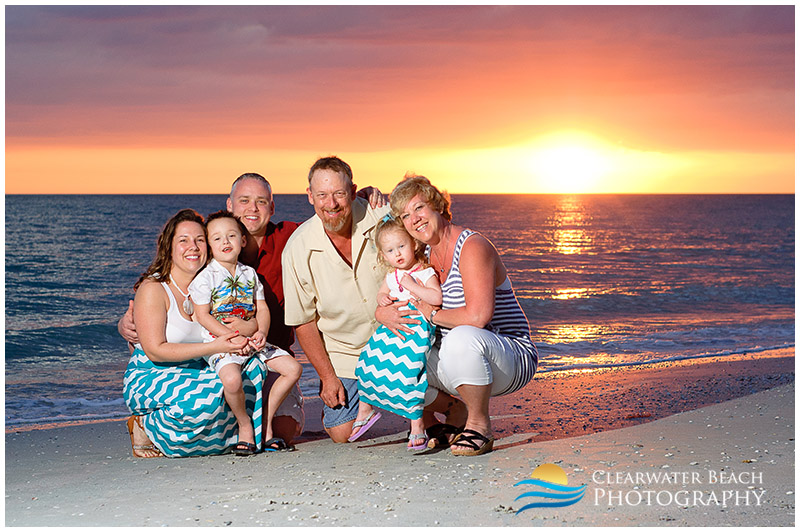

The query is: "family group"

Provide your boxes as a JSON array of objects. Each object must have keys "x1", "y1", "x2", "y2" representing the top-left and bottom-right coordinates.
[{"x1": 119, "y1": 156, "x2": 538, "y2": 459}]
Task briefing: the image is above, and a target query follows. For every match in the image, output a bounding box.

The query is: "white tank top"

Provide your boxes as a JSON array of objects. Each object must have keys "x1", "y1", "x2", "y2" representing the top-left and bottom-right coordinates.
[
  {"x1": 161, "y1": 282, "x2": 206, "y2": 344},
  {"x1": 133, "y1": 282, "x2": 206, "y2": 351}
]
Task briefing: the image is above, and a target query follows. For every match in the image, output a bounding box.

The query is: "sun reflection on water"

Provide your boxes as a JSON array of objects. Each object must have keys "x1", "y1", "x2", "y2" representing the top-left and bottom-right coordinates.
[
  {"x1": 547, "y1": 324, "x2": 610, "y2": 343},
  {"x1": 551, "y1": 288, "x2": 590, "y2": 300},
  {"x1": 548, "y1": 196, "x2": 593, "y2": 255}
]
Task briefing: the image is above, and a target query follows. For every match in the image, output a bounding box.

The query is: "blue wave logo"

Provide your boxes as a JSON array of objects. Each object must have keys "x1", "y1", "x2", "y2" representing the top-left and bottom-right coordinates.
[{"x1": 514, "y1": 463, "x2": 587, "y2": 514}]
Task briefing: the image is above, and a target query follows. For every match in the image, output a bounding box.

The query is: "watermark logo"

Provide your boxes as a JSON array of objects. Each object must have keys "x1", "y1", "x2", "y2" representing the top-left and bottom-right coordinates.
[
  {"x1": 592, "y1": 469, "x2": 766, "y2": 507},
  {"x1": 514, "y1": 463, "x2": 587, "y2": 514}
]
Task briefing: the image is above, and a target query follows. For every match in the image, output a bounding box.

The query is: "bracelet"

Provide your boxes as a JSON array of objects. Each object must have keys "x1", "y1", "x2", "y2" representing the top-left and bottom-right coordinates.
[{"x1": 429, "y1": 309, "x2": 438, "y2": 323}]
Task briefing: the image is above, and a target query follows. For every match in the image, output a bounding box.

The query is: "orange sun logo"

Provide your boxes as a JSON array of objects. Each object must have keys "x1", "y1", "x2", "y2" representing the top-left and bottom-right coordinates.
[{"x1": 514, "y1": 463, "x2": 587, "y2": 514}]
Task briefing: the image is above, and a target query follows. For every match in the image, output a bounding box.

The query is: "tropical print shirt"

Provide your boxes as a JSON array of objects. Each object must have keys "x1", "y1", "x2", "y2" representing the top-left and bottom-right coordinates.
[{"x1": 188, "y1": 259, "x2": 265, "y2": 322}]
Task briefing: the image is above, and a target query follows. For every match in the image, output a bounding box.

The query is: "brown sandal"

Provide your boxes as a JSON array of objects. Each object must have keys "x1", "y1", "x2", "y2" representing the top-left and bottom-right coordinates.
[
  {"x1": 450, "y1": 429, "x2": 494, "y2": 456},
  {"x1": 127, "y1": 415, "x2": 164, "y2": 458},
  {"x1": 426, "y1": 423, "x2": 464, "y2": 449}
]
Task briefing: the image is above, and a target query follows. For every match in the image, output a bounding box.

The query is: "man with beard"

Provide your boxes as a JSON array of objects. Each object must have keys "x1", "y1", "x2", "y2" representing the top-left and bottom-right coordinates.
[{"x1": 282, "y1": 156, "x2": 391, "y2": 443}]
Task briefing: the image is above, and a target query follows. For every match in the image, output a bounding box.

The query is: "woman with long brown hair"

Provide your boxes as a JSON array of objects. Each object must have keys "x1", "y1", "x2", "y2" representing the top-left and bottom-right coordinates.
[{"x1": 123, "y1": 209, "x2": 269, "y2": 457}]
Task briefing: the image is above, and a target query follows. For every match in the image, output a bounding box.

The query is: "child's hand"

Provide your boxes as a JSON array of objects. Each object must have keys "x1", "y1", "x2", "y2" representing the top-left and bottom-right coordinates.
[
  {"x1": 399, "y1": 273, "x2": 421, "y2": 292},
  {"x1": 378, "y1": 294, "x2": 395, "y2": 307},
  {"x1": 249, "y1": 331, "x2": 267, "y2": 350}
]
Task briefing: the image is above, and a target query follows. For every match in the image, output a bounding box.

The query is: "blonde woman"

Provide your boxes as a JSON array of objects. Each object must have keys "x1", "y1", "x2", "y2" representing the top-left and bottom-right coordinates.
[{"x1": 377, "y1": 175, "x2": 538, "y2": 456}]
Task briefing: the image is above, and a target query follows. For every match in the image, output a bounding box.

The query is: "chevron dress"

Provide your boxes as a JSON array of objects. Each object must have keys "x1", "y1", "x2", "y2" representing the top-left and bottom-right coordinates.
[
  {"x1": 123, "y1": 348, "x2": 266, "y2": 457},
  {"x1": 355, "y1": 302, "x2": 433, "y2": 420}
]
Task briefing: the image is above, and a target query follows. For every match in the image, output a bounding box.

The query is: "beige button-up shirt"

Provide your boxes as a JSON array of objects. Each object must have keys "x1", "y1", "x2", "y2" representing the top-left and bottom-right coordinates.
[{"x1": 282, "y1": 198, "x2": 390, "y2": 379}]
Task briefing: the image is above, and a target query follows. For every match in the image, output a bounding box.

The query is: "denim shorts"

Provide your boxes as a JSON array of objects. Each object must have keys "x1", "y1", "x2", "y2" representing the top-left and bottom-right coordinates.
[{"x1": 321, "y1": 377, "x2": 360, "y2": 429}]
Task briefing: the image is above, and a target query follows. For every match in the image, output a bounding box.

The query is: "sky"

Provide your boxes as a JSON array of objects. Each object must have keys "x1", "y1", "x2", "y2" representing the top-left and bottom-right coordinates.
[{"x1": 4, "y1": 5, "x2": 795, "y2": 194}]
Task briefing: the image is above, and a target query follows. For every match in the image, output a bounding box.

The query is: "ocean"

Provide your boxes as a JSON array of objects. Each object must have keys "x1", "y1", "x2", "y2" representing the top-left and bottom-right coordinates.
[{"x1": 5, "y1": 194, "x2": 794, "y2": 428}]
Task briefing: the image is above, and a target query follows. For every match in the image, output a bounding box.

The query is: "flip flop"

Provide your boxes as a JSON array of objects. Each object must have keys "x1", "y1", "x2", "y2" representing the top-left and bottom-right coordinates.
[
  {"x1": 233, "y1": 441, "x2": 258, "y2": 456},
  {"x1": 126, "y1": 415, "x2": 164, "y2": 458},
  {"x1": 264, "y1": 437, "x2": 295, "y2": 452},
  {"x1": 347, "y1": 411, "x2": 382, "y2": 442},
  {"x1": 426, "y1": 423, "x2": 464, "y2": 449},
  {"x1": 450, "y1": 428, "x2": 494, "y2": 457},
  {"x1": 407, "y1": 431, "x2": 429, "y2": 451}
]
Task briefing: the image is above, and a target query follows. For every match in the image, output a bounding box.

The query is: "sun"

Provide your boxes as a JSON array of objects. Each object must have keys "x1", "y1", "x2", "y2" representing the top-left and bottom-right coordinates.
[
  {"x1": 526, "y1": 131, "x2": 615, "y2": 193},
  {"x1": 531, "y1": 463, "x2": 569, "y2": 486}
]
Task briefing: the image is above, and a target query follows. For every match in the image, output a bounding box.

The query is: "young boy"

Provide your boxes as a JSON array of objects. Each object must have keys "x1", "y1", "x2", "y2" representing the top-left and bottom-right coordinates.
[{"x1": 189, "y1": 210, "x2": 303, "y2": 455}]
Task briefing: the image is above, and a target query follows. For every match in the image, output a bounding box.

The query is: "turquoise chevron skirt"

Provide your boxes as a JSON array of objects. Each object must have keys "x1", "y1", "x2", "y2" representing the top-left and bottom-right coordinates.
[
  {"x1": 355, "y1": 304, "x2": 434, "y2": 421},
  {"x1": 123, "y1": 348, "x2": 266, "y2": 457}
]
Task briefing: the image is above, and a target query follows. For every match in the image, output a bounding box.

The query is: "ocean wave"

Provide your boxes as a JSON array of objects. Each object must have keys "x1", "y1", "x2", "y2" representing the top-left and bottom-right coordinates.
[{"x1": 5, "y1": 397, "x2": 129, "y2": 427}]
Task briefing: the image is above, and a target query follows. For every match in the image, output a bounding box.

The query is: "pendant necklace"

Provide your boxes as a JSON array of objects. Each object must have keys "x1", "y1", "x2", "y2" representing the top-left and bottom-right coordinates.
[
  {"x1": 395, "y1": 264, "x2": 421, "y2": 292},
  {"x1": 170, "y1": 274, "x2": 194, "y2": 315},
  {"x1": 432, "y1": 227, "x2": 452, "y2": 273}
]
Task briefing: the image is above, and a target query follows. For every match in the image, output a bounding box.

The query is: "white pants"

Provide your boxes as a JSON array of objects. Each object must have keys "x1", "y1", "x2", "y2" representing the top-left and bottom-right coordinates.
[{"x1": 424, "y1": 325, "x2": 534, "y2": 404}]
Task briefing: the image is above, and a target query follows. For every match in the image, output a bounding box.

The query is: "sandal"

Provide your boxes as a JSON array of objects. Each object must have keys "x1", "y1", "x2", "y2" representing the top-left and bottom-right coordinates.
[
  {"x1": 407, "y1": 431, "x2": 429, "y2": 451},
  {"x1": 450, "y1": 428, "x2": 494, "y2": 457},
  {"x1": 126, "y1": 415, "x2": 164, "y2": 458},
  {"x1": 426, "y1": 423, "x2": 465, "y2": 449},
  {"x1": 264, "y1": 437, "x2": 295, "y2": 452},
  {"x1": 233, "y1": 441, "x2": 258, "y2": 456},
  {"x1": 347, "y1": 411, "x2": 382, "y2": 442}
]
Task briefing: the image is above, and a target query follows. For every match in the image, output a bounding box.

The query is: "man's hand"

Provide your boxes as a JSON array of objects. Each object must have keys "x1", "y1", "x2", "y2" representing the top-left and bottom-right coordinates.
[
  {"x1": 118, "y1": 300, "x2": 138, "y2": 344},
  {"x1": 319, "y1": 376, "x2": 347, "y2": 409},
  {"x1": 374, "y1": 300, "x2": 420, "y2": 340},
  {"x1": 356, "y1": 186, "x2": 387, "y2": 209}
]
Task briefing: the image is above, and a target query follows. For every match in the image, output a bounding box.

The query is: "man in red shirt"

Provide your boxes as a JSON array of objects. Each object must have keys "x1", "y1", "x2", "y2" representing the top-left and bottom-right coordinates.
[
  {"x1": 228, "y1": 173, "x2": 300, "y2": 353},
  {"x1": 225, "y1": 173, "x2": 305, "y2": 444}
]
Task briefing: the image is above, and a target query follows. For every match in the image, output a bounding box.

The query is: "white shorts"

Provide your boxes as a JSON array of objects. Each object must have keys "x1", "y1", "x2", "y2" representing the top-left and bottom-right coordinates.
[
  {"x1": 424, "y1": 325, "x2": 536, "y2": 404},
  {"x1": 206, "y1": 343, "x2": 291, "y2": 372}
]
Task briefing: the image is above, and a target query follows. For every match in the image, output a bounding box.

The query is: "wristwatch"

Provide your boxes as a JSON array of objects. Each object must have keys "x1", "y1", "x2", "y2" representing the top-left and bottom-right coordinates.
[{"x1": 429, "y1": 309, "x2": 439, "y2": 323}]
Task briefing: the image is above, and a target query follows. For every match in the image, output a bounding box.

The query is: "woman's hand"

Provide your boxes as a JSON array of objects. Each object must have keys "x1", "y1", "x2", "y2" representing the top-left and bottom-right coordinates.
[
  {"x1": 210, "y1": 331, "x2": 249, "y2": 354},
  {"x1": 375, "y1": 300, "x2": 420, "y2": 340},
  {"x1": 356, "y1": 186, "x2": 387, "y2": 209},
  {"x1": 412, "y1": 298, "x2": 438, "y2": 323}
]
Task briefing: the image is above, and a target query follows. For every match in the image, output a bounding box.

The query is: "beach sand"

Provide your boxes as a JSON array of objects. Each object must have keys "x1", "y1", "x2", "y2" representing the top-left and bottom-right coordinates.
[{"x1": 5, "y1": 350, "x2": 794, "y2": 527}]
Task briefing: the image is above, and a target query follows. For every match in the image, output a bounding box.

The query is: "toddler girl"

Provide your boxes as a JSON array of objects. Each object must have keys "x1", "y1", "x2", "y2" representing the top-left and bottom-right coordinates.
[{"x1": 352, "y1": 215, "x2": 442, "y2": 450}]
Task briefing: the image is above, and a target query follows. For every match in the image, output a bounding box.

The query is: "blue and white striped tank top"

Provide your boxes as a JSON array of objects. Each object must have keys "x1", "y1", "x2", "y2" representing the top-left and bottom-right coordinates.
[{"x1": 432, "y1": 229, "x2": 538, "y2": 393}]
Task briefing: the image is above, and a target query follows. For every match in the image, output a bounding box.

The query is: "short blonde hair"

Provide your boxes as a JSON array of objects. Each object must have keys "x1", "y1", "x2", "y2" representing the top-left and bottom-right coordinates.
[{"x1": 390, "y1": 173, "x2": 452, "y2": 221}]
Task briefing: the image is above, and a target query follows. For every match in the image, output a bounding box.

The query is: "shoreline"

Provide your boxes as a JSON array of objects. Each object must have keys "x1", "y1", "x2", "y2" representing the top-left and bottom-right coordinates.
[
  {"x1": 5, "y1": 350, "x2": 794, "y2": 526},
  {"x1": 5, "y1": 347, "x2": 793, "y2": 435}
]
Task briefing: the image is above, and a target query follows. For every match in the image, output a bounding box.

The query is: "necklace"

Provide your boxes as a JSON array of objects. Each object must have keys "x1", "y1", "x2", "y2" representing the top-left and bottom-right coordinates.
[
  {"x1": 395, "y1": 264, "x2": 421, "y2": 292},
  {"x1": 431, "y1": 228, "x2": 452, "y2": 273},
  {"x1": 170, "y1": 274, "x2": 194, "y2": 315}
]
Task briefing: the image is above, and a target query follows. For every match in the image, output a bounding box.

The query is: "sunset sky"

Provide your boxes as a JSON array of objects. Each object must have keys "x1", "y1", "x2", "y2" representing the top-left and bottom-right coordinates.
[{"x1": 5, "y1": 5, "x2": 795, "y2": 194}]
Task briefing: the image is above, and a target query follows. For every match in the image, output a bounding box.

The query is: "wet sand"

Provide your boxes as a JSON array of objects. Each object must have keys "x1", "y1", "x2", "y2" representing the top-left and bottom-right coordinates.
[{"x1": 5, "y1": 350, "x2": 794, "y2": 526}]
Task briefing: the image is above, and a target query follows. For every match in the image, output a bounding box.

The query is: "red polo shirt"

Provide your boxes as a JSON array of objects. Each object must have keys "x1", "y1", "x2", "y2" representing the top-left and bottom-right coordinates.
[{"x1": 250, "y1": 220, "x2": 300, "y2": 352}]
